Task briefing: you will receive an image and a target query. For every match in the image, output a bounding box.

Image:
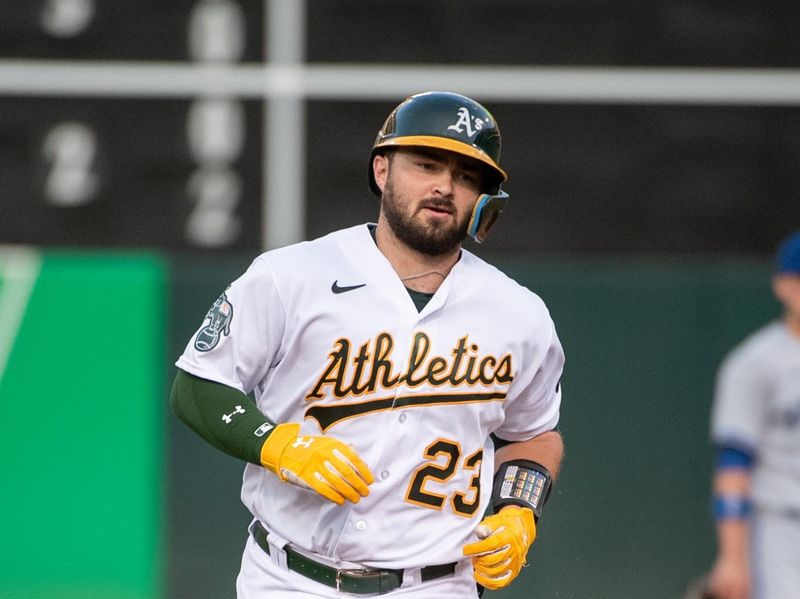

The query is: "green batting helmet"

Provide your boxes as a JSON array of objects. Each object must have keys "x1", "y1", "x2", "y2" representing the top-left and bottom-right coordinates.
[{"x1": 368, "y1": 91, "x2": 510, "y2": 243}]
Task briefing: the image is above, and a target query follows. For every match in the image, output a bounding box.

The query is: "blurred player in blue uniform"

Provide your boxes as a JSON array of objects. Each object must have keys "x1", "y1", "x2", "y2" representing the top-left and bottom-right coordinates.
[{"x1": 708, "y1": 231, "x2": 800, "y2": 599}]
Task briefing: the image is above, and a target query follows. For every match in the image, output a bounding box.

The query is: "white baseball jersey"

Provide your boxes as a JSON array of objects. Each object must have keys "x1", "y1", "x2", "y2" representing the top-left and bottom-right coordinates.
[
  {"x1": 711, "y1": 321, "x2": 800, "y2": 513},
  {"x1": 177, "y1": 223, "x2": 563, "y2": 571}
]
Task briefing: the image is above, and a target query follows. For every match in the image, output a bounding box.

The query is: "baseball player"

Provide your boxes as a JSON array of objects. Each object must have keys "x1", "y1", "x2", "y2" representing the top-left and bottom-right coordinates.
[
  {"x1": 171, "y1": 91, "x2": 565, "y2": 598},
  {"x1": 707, "y1": 231, "x2": 800, "y2": 599}
]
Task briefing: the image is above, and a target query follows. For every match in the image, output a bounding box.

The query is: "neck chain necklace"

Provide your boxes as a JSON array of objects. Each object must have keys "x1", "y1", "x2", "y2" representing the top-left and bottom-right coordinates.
[{"x1": 399, "y1": 269, "x2": 448, "y2": 282}]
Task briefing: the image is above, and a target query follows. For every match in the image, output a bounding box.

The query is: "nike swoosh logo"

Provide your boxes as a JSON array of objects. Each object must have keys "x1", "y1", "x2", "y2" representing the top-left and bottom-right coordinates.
[{"x1": 331, "y1": 280, "x2": 366, "y2": 294}]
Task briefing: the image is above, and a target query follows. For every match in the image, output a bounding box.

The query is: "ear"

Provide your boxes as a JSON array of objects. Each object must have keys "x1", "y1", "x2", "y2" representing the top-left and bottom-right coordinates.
[
  {"x1": 773, "y1": 274, "x2": 789, "y2": 302},
  {"x1": 372, "y1": 154, "x2": 390, "y2": 193}
]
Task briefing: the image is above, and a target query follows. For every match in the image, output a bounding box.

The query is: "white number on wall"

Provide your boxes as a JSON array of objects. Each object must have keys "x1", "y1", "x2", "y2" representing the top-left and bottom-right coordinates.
[
  {"x1": 188, "y1": 0, "x2": 245, "y2": 62},
  {"x1": 40, "y1": 0, "x2": 95, "y2": 38},
  {"x1": 185, "y1": 167, "x2": 242, "y2": 247},
  {"x1": 42, "y1": 122, "x2": 100, "y2": 207}
]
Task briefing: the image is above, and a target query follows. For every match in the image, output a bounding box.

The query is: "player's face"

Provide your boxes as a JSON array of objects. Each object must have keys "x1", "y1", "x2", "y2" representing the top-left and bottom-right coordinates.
[
  {"x1": 774, "y1": 274, "x2": 800, "y2": 321},
  {"x1": 376, "y1": 148, "x2": 483, "y2": 256}
]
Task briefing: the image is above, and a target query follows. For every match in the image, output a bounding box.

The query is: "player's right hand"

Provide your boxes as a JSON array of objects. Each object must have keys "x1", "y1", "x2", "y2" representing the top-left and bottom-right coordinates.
[
  {"x1": 462, "y1": 505, "x2": 536, "y2": 590},
  {"x1": 705, "y1": 555, "x2": 750, "y2": 599},
  {"x1": 259, "y1": 423, "x2": 374, "y2": 505}
]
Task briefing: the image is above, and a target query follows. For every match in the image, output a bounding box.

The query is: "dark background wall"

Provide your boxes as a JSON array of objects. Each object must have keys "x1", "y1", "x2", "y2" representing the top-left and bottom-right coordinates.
[{"x1": 1, "y1": 1, "x2": 797, "y2": 255}]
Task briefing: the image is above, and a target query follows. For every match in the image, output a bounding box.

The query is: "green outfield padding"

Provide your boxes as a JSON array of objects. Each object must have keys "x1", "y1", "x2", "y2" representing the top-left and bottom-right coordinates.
[{"x1": 0, "y1": 250, "x2": 166, "y2": 599}]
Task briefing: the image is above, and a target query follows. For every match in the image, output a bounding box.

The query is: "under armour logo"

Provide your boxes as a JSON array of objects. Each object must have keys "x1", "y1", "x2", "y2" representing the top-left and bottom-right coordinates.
[
  {"x1": 292, "y1": 437, "x2": 314, "y2": 449},
  {"x1": 447, "y1": 106, "x2": 486, "y2": 137},
  {"x1": 222, "y1": 405, "x2": 245, "y2": 424}
]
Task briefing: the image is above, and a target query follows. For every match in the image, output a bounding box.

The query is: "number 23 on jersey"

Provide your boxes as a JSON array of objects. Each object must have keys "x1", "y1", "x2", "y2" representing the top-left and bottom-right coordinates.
[{"x1": 405, "y1": 438, "x2": 483, "y2": 518}]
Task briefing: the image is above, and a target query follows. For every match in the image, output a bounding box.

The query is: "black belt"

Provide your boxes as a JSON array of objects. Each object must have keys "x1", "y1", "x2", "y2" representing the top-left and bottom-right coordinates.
[{"x1": 251, "y1": 520, "x2": 456, "y2": 595}]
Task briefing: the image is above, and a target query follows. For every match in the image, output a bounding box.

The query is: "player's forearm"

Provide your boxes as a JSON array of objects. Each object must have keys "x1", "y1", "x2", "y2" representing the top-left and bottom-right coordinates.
[
  {"x1": 713, "y1": 468, "x2": 751, "y2": 560},
  {"x1": 716, "y1": 519, "x2": 749, "y2": 563},
  {"x1": 170, "y1": 369, "x2": 274, "y2": 465},
  {"x1": 495, "y1": 429, "x2": 564, "y2": 481}
]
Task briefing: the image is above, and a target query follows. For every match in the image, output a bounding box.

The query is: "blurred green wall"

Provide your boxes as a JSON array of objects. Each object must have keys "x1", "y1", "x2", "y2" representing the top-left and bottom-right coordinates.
[{"x1": 0, "y1": 250, "x2": 166, "y2": 599}]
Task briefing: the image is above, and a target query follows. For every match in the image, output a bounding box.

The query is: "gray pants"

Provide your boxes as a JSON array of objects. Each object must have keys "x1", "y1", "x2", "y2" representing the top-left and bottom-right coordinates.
[{"x1": 752, "y1": 509, "x2": 800, "y2": 599}]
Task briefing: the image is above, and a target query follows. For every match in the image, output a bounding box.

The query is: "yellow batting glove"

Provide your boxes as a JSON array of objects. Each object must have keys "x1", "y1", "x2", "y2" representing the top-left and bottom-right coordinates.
[
  {"x1": 260, "y1": 423, "x2": 374, "y2": 505},
  {"x1": 462, "y1": 505, "x2": 536, "y2": 590}
]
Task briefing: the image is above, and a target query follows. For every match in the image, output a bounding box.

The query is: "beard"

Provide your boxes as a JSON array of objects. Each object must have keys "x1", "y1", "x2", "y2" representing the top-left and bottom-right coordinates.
[{"x1": 381, "y1": 176, "x2": 470, "y2": 256}]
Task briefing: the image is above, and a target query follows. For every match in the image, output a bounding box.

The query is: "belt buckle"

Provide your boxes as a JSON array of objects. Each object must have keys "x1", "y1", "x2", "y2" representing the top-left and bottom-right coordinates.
[
  {"x1": 335, "y1": 568, "x2": 386, "y2": 594},
  {"x1": 335, "y1": 569, "x2": 345, "y2": 593}
]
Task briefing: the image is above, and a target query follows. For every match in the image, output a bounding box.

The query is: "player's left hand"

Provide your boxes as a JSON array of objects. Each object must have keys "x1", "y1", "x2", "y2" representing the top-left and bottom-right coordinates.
[{"x1": 462, "y1": 505, "x2": 536, "y2": 590}]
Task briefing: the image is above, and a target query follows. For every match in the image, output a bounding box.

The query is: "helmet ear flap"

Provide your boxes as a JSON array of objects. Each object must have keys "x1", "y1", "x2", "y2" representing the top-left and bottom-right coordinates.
[{"x1": 467, "y1": 191, "x2": 510, "y2": 243}]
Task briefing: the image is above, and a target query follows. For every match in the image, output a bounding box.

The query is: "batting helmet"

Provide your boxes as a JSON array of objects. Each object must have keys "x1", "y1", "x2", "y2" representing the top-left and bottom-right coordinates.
[{"x1": 368, "y1": 91, "x2": 510, "y2": 243}]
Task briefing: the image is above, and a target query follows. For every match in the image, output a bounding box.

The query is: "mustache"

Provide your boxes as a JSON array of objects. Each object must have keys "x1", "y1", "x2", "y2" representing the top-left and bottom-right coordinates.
[{"x1": 419, "y1": 198, "x2": 455, "y2": 212}]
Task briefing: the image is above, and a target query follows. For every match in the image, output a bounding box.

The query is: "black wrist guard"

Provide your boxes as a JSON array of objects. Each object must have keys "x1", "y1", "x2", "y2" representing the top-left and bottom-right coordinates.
[{"x1": 491, "y1": 459, "x2": 553, "y2": 521}]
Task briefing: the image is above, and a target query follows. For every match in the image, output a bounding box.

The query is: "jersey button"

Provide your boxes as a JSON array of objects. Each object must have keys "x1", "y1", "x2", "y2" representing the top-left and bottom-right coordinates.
[
  {"x1": 398, "y1": 413, "x2": 407, "y2": 423},
  {"x1": 380, "y1": 470, "x2": 389, "y2": 480},
  {"x1": 356, "y1": 520, "x2": 367, "y2": 530}
]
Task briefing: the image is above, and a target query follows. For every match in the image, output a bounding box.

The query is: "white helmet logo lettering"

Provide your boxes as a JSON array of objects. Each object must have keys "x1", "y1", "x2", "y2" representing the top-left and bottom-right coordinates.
[
  {"x1": 447, "y1": 106, "x2": 485, "y2": 137},
  {"x1": 194, "y1": 291, "x2": 234, "y2": 352}
]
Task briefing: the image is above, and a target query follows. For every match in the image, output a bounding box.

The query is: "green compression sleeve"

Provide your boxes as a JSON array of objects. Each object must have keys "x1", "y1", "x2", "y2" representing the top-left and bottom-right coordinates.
[{"x1": 170, "y1": 369, "x2": 275, "y2": 465}]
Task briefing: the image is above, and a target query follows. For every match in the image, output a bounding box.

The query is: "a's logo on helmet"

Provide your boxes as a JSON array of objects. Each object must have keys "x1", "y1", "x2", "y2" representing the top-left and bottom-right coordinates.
[
  {"x1": 447, "y1": 106, "x2": 487, "y2": 138},
  {"x1": 194, "y1": 291, "x2": 234, "y2": 352}
]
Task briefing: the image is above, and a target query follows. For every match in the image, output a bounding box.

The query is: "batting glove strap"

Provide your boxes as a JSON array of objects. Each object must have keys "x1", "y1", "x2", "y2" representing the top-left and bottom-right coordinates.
[
  {"x1": 259, "y1": 422, "x2": 302, "y2": 474},
  {"x1": 463, "y1": 505, "x2": 536, "y2": 590},
  {"x1": 259, "y1": 423, "x2": 375, "y2": 505},
  {"x1": 491, "y1": 459, "x2": 553, "y2": 521}
]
